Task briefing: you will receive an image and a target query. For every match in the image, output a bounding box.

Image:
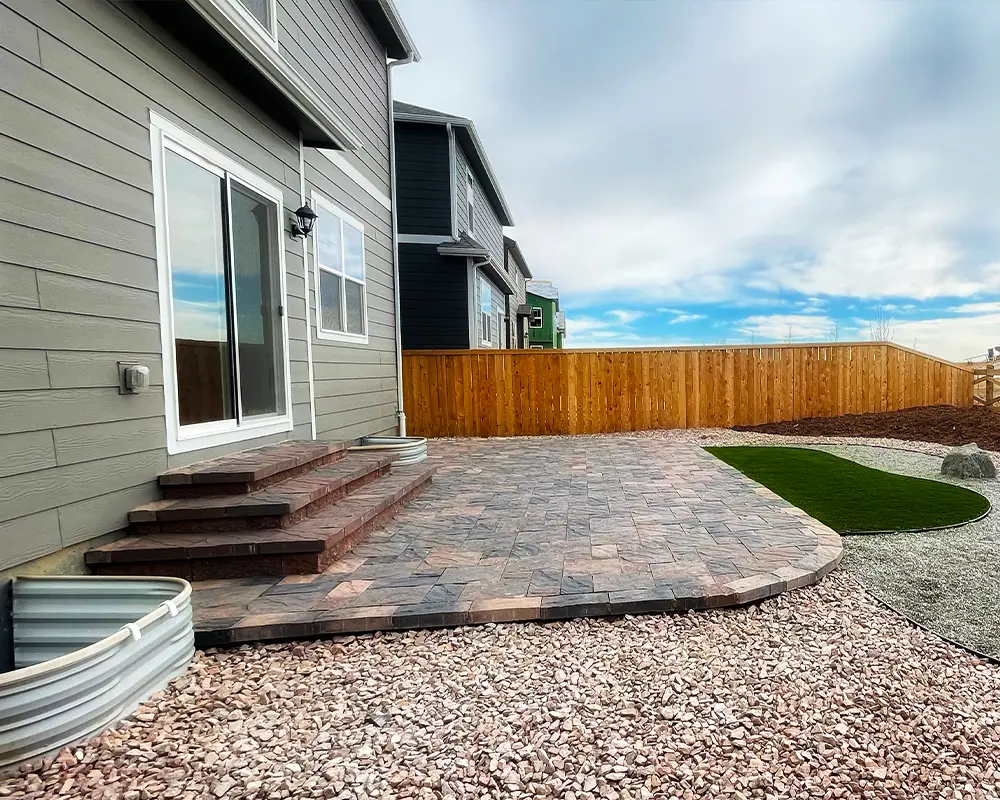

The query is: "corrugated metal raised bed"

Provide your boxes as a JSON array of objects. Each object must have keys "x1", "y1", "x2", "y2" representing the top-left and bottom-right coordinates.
[
  {"x1": 349, "y1": 436, "x2": 428, "y2": 465},
  {"x1": 0, "y1": 576, "x2": 194, "y2": 768}
]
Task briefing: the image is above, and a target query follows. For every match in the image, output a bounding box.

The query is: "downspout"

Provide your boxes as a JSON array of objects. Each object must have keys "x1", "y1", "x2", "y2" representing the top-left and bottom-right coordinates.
[
  {"x1": 298, "y1": 131, "x2": 317, "y2": 440},
  {"x1": 388, "y1": 54, "x2": 417, "y2": 436},
  {"x1": 447, "y1": 123, "x2": 458, "y2": 239}
]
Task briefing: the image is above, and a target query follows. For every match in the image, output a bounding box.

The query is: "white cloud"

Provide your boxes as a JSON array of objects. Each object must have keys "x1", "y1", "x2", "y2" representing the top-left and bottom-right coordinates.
[
  {"x1": 669, "y1": 313, "x2": 707, "y2": 324},
  {"x1": 854, "y1": 313, "x2": 1000, "y2": 361},
  {"x1": 949, "y1": 301, "x2": 1000, "y2": 315},
  {"x1": 736, "y1": 314, "x2": 836, "y2": 342},
  {"x1": 605, "y1": 309, "x2": 645, "y2": 325}
]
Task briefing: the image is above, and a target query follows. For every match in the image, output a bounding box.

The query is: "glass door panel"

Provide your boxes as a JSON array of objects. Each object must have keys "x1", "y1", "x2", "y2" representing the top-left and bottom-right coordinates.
[
  {"x1": 163, "y1": 149, "x2": 235, "y2": 426},
  {"x1": 228, "y1": 179, "x2": 285, "y2": 419}
]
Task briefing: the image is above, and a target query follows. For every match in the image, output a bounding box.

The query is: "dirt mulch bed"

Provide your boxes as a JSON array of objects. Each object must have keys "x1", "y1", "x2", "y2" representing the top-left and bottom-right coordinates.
[{"x1": 736, "y1": 405, "x2": 1000, "y2": 451}]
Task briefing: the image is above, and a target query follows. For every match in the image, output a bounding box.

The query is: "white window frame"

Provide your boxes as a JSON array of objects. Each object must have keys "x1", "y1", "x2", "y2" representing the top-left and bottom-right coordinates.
[
  {"x1": 312, "y1": 192, "x2": 369, "y2": 345},
  {"x1": 466, "y1": 169, "x2": 475, "y2": 235},
  {"x1": 149, "y1": 111, "x2": 293, "y2": 456},
  {"x1": 530, "y1": 306, "x2": 544, "y2": 329},
  {"x1": 224, "y1": 0, "x2": 278, "y2": 48},
  {"x1": 479, "y1": 275, "x2": 492, "y2": 346}
]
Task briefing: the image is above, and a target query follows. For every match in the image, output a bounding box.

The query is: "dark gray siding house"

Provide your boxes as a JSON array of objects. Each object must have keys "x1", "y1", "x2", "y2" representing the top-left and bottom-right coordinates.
[
  {"x1": 0, "y1": 0, "x2": 416, "y2": 578},
  {"x1": 392, "y1": 102, "x2": 521, "y2": 351}
]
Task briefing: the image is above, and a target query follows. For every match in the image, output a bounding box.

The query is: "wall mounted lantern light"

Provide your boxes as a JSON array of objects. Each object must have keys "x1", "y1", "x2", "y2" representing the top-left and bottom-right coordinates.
[{"x1": 290, "y1": 203, "x2": 318, "y2": 239}]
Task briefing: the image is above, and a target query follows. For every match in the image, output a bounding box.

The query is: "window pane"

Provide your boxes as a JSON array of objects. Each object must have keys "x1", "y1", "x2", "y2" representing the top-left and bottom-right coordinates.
[
  {"x1": 343, "y1": 223, "x2": 364, "y2": 280},
  {"x1": 317, "y1": 209, "x2": 342, "y2": 273},
  {"x1": 237, "y1": 0, "x2": 271, "y2": 30},
  {"x1": 230, "y1": 180, "x2": 284, "y2": 419},
  {"x1": 164, "y1": 149, "x2": 234, "y2": 427},
  {"x1": 345, "y1": 280, "x2": 365, "y2": 335},
  {"x1": 480, "y1": 280, "x2": 491, "y2": 313},
  {"x1": 319, "y1": 269, "x2": 343, "y2": 332}
]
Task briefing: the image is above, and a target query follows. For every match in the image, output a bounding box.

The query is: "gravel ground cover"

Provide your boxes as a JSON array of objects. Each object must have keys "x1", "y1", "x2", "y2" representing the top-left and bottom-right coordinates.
[
  {"x1": 2, "y1": 570, "x2": 998, "y2": 800},
  {"x1": 805, "y1": 443, "x2": 999, "y2": 661},
  {"x1": 633, "y1": 428, "x2": 999, "y2": 660}
]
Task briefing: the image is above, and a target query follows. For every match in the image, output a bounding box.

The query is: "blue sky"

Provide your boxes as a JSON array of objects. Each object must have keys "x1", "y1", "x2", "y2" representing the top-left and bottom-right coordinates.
[{"x1": 392, "y1": 0, "x2": 1000, "y2": 361}]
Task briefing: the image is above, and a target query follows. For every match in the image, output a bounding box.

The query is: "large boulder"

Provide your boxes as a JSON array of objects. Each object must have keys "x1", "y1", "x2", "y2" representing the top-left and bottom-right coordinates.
[{"x1": 941, "y1": 444, "x2": 997, "y2": 479}]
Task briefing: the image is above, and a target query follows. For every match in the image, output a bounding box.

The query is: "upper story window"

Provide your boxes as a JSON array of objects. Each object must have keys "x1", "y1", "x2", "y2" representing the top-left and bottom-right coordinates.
[
  {"x1": 479, "y1": 277, "x2": 492, "y2": 345},
  {"x1": 530, "y1": 306, "x2": 543, "y2": 329},
  {"x1": 230, "y1": 0, "x2": 278, "y2": 43},
  {"x1": 466, "y1": 170, "x2": 475, "y2": 234},
  {"x1": 314, "y1": 194, "x2": 368, "y2": 344}
]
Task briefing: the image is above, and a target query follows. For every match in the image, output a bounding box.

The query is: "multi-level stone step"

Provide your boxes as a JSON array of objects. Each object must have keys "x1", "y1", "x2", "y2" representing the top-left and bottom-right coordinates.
[
  {"x1": 130, "y1": 452, "x2": 396, "y2": 534},
  {"x1": 159, "y1": 440, "x2": 349, "y2": 497},
  {"x1": 86, "y1": 463, "x2": 436, "y2": 580}
]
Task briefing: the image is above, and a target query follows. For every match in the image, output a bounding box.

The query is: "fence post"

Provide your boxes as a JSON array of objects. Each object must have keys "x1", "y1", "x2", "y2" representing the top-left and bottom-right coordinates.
[{"x1": 988, "y1": 364, "x2": 996, "y2": 410}]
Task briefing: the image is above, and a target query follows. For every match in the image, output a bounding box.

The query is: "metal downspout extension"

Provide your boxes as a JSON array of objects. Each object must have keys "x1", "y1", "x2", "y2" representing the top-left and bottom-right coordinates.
[{"x1": 388, "y1": 53, "x2": 417, "y2": 436}]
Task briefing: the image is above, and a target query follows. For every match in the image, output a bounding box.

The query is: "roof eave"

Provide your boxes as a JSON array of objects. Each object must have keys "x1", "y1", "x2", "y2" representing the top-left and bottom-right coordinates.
[
  {"x1": 182, "y1": 0, "x2": 364, "y2": 150},
  {"x1": 394, "y1": 110, "x2": 514, "y2": 226},
  {"x1": 355, "y1": 0, "x2": 420, "y2": 61},
  {"x1": 504, "y1": 237, "x2": 532, "y2": 279}
]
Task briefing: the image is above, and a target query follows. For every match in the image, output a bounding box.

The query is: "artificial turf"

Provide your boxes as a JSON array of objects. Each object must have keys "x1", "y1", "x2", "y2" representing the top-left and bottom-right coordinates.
[{"x1": 705, "y1": 446, "x2": 990, "y2": 533}]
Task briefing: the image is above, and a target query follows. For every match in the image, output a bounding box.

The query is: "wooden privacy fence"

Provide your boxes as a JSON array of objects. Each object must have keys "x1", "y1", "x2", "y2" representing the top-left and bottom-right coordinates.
[{"x1": 402, "y1": 343, "x2": 974, "y2": 438}]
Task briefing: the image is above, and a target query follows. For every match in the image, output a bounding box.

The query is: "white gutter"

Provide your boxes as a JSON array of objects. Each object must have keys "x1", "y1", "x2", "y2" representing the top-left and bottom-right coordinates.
[
  {"x1": 388, "y1": 54, "x2": 418, "y2": 436},
  {"x1": 298, "y1": 132, "x2": 317, "y2": 440}
]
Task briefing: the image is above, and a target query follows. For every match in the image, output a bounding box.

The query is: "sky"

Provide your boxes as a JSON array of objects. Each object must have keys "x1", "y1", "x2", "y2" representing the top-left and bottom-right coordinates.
[{"x1": 392, "y1": 0, "x2": 1000, "y2": 362}]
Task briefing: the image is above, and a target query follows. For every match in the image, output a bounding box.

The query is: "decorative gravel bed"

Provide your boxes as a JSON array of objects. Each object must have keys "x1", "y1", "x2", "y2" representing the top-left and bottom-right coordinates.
[
  {"x1": 635, "y1": 427, "x2": 999, "y2": 661},
  {"x1": 808, "y1": 443, "x2": 999, "y2": 661},
  {"x1": 2, "y1": 571, "x2": 997, "y2": 800}
]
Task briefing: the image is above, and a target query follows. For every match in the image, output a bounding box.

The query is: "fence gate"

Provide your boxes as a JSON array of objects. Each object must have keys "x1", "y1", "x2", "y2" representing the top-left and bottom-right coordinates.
[{"x1": 974, "y1": 364, "x2": 999, "y2": 410}]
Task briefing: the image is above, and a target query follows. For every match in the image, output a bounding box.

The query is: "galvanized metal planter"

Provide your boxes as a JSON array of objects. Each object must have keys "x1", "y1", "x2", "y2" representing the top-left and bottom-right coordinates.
[
  {"x1": 350, "y1": 436, "x2": 428, "y2": 465},
  {"x1": 0, "y1": 576, "x2": 194, "y2": 769}
]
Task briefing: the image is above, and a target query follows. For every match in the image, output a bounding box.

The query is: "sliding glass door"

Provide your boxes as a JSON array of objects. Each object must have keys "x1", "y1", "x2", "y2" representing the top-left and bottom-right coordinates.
[{"x1": 162, "y1": 145, "x2": 286, "y2": 433}]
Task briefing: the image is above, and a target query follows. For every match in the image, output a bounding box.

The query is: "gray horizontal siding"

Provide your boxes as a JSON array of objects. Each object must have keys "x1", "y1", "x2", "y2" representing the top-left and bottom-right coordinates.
[
  {"x1": 305, "y1": 147, "x2": 400, "y2": 442},
  {"x1": 454, "y1": 142, "x2": 506, "y2": 269},
  {"x1": 277, "y1": 0, "x2": 390, "y2": 193},
  {"x1": 0, "y1": 0, "x2": 314, "y2": 569}
]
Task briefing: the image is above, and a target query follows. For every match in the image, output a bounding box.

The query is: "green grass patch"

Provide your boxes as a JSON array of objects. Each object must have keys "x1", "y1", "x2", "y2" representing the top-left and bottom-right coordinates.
[{"x1": 705, "y1": 446, "x2": 990, "y2": 533}]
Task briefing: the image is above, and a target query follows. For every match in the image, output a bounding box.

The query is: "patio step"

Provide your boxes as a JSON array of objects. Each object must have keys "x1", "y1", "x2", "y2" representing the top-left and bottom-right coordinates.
[
  {"x1": 129, "y1": 452, "x2": 396, "y2": 534},
  {"x1": 158, "y1": 440, "x2": 349, "y2": 497},
  {"x1": 86, "y1": 463, "x2": 436, "y2": 580}
]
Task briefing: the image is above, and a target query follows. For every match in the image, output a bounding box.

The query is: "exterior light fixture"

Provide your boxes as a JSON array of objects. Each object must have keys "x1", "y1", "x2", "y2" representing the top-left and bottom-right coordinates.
[{"x1": 290, "y1": 203, "x2": 318, "y2": 239}]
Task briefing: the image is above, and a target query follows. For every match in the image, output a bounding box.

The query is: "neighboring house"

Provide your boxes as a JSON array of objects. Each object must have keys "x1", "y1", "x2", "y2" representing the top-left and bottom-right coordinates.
[
  {"x1": 392, "y1": 101, "x2": 517, "y2": 350},
  {"x1": 526, "y1": 281, "x2": 566, "y2": 349},
  {"x1": 0, "y1": 0, "x2": 417, "y2": 576},
  {"x1": 504, "y1": 236, "x2": 533, "y2": 348}
]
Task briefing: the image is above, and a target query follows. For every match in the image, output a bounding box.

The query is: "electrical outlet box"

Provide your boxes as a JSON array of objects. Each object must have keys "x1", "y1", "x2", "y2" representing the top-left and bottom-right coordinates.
[{"x1": 117, "y1": 362, "x2": 150, "y2": 394}]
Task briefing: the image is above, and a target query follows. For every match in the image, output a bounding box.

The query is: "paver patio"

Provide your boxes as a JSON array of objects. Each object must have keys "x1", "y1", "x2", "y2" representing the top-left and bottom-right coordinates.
[{"x1": 193, "y1": 437, "x2": 842, "y2": 645}]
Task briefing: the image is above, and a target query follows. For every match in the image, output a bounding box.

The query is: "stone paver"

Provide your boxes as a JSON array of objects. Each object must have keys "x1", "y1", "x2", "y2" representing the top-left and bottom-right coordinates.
[{"x1": 193, "y1": 438, "x2": 842, "y2": 645}]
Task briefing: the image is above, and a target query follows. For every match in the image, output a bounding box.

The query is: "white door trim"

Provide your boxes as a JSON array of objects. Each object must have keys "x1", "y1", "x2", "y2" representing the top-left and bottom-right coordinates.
[{"x1": 149, "y1": 110, "x2": 294, "y2": 455}]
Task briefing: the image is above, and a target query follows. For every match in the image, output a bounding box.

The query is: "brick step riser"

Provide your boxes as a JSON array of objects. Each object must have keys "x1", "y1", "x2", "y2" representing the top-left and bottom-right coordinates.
[
  {"x1": 133, "y1": 465, "x2": 391, "y2": 535},
  {"x1": 91, "y1": 480, "x2": 432, "y2": 581},
  {"x1": 160, "y1": 450, "x2": 348, "y2": 498}
]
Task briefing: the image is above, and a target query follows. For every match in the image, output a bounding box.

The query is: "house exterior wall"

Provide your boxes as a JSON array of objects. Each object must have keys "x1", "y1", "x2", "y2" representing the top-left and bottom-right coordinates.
[
  {"x1": 472, "y1": 270, "x2": 505, "y2": 349},
  {"x1": 454, "y1": 142, "x2": 505, "y2": 271},
  {"x1": 398, "y1": 245, "x2": 470, "y2": 350},
  {"x1": 0, "y1": 0, "x2": 400, "y2": 573},
  {"x1": 505, "y1": 248, "x2": 528, "y2": 348},
  {"x1": 526, "y1": 293, "x2": 559, "y2": 349},
  {"x1": 276, "y1": 0, "x2": 391, "y2": 192},
  {"x1": 393, "y1": 122, "x2": 451, "y2": 236}
]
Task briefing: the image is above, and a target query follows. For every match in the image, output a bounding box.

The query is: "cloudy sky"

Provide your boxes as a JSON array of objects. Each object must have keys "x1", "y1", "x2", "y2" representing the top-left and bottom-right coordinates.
[{"x1": 392, "y1": 0, "x2": 1000, "y2": 361}]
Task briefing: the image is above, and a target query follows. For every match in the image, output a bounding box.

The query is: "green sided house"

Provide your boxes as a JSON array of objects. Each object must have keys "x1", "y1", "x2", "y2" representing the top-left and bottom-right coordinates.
[
  {"x1": 0, "y1": 0, "x2": 439, "y2": 617},
  {"x1": 526, "y1": 280, "x2": 566, "y2": 349}
]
